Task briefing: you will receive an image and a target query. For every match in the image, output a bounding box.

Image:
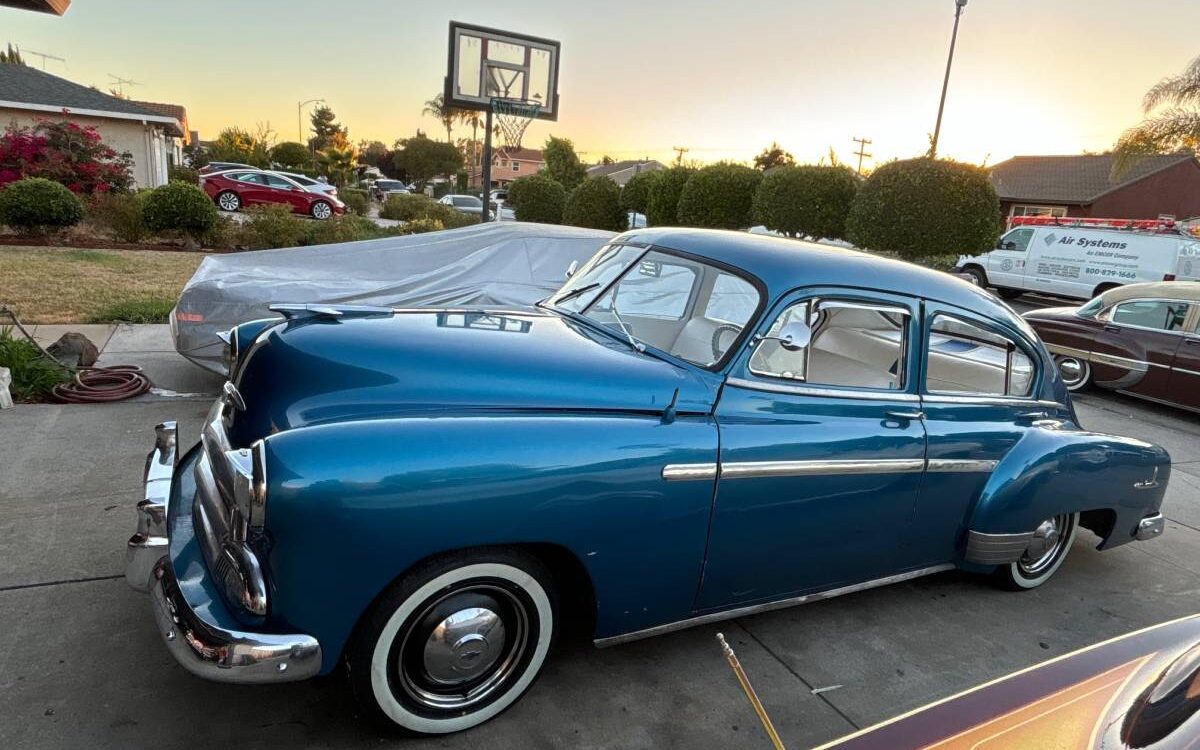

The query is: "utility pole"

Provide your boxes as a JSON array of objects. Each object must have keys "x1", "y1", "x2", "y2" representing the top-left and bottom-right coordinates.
[
  {"x1": 106, "y1": 74, "x2": 141, "y2": 97},
  {"x1": 852, "y1": 137, "x2": 872, "y2": 175},
  {"x1": 930, "y1": 0, "x2": 969, "y2": 159},
  {"x1": 672, "y1": 146, "x2": 689, "y2": 166},
  {"x1": 298, "y1": 98, "x2": 324, "y2": 144},
  {"x1": 23, "y1": 48, "x2": 66, "y2": 71}
]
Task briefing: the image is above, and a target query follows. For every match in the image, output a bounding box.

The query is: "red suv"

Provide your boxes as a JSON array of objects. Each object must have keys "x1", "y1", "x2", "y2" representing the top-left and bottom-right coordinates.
[{"x1": 201, "y1": 170, "x2": 345, "y2": 220}]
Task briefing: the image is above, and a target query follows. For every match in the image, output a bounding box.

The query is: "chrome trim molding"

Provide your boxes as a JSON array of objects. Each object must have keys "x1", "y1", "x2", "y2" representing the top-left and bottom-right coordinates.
[
  {"x1": 661, "y1": 463, "x2": 718, "y2": 481},
  {"x1": 926, "y1": 459, "x2": 999, "y2": 473},
  {"x1": 127, "y1": 421, "x2": 177, "y2": 592},
  {"x1": 1045, "y1": 343, "x2": 1090, "y2": 359},
  {"x1": 721, "y1": 458, "x2": 925, "y2": 479},
  {"x1": 594, "y1": 564, "x2": 955, "y2": 647},
  {"x1": 725, "y1": 377, "x2": 920, "y2": 402},
  {"x1": 1134, "y1": 466, "x2": 1161, "y2": 490},
  {"x1": 1137, "y1": 513, "x2": 1165, "y2": 541},
  {"x1": 964, "y1": 530, "x2": 1036, "y2": 565}
]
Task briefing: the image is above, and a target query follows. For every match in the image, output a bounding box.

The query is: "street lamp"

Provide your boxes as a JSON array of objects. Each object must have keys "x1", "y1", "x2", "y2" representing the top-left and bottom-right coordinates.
[
  {"x1": 930, "y1": 0, "x2": 968, "y2": 159},
  {"x1": 298, "y1": 98, "x2": 324, "y2": 143}
]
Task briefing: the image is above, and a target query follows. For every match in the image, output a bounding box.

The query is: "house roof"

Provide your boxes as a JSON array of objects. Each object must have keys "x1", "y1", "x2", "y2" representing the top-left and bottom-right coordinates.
[
  {"x1": 0, "y1": 65, "x2": 181, "y2": 134},
  {"x1": 0, "y1": 0, "x2": 70, "y2": 14},
  {"x1": 989, "y1": 154, "x2": 1197, "y2": 205},
  {"x1": 495, "y1": 147, "x2": 543, "y2": 162},
  {"x1": 131, "y1": 100, "x2": 190, "y2": 143},
  {"x1": 587, "y1": 159, "x2": 666, "y2": 179}
]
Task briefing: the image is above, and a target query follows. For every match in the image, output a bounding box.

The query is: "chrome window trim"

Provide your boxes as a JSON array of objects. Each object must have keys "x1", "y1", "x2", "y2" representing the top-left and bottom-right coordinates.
[
  {"x1": 594, "y1": 564, "x2": 955, "y2": 647},
  {"x1": 924, "y1": 312, "x2": 1038, "y2": 400},
  {"x1": 1098, "y1": 298, "x2": 1196, "y2": 336},
  {"x1": 725, "y1": 377, "x2": 921, "y2": 403}
]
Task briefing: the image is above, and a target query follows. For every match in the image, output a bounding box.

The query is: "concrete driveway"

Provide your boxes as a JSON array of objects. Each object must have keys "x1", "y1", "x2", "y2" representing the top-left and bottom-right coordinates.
[{"x1": 2, "y1": 324, "x2": 1199, "y2": 749}]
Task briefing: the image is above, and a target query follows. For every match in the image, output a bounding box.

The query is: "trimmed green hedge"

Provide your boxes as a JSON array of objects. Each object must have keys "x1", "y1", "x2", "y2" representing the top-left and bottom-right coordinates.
[
  {"x1": 507, "y1": 174, "x2": 567, "y2": 224},
  {"x1": 621, "y1": 169, "x2": 661, "y2": 214},
  {"x1": 142, "y1": 181, "x2": 218, "y2": 239},
  {"x1": 0, "y1": 178, "x2": 84, "y2": 233},
  {"x1": 846, "y1": 158, "x2": 1001, "y2": 260},
  {"x1": 646, "y1": 166, "x2": 693, "y2": 227},
  {"x1": 379, "y1": 194, "x2": 475, "y2": 227},
  {"x1": 676, "y1": 163, "x2": 762, "y2": 229},
  {"x1": 563, "y1": 176, "x2": 626, "y2": 231},
  {"x1": 752, "y1": 165, "x2": 859, "y2": 239}
]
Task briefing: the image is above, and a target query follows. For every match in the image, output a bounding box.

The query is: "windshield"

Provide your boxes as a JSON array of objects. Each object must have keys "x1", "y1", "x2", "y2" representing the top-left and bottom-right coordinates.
[
  {"x1": 378, "y1": 181, "x2": 403, "y2": 189},
  {"x1": 1076, "y1": 296, "x2": 1105, "y2": 318},
  {"x1": 544, "y1": 244, "x2": 761, "y2": 367}
]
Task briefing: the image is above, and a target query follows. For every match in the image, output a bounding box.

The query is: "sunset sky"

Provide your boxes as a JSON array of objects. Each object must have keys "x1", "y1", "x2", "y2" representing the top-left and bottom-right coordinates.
[{"x1": 4, "y1": 0, "x2": 1197, "y2": 168}]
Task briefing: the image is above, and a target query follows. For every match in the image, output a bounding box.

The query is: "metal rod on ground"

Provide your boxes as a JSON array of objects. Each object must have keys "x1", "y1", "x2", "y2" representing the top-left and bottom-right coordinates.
[
  {"x1": 481, "y1": 107, "x2": 494, "y2": 224},
  {"x1": 716, "y1": 632, "x2": 787, "y2": 750}
]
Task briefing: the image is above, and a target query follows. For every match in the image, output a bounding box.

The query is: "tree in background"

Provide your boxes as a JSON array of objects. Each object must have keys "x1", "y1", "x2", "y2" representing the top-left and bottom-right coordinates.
[
  {"x1": 620, "y1": 169, "x2": 661, "y2": 217},
  {"x1": 458, "y1": 111, "x2": 484, "y2": 171},
  {"x1": 646, "y1": 166, "x2": 694, "y2": 226},
  {"x1": 507, "y1": 173, "x2": 567, "y2": 224},
  {"x1": 270, "y1": 141, "x2": 312, "y2": 171},
  {"x1": 392, "y1": 135, "x2": 462, "y2": 186},
  {"x1": 563, "y1": 176, "x2": 626, "y2": 231},
  {"x1": 0, "y1": 43, "x2": 24, "y2": 65},
  {"x1": 846, "y1": 158, "x2": 999, "y2": 261},
  {"x1": 308, "y1": 105, "x2": 348, "y2": 152},
  {"x1": 423, "y1": 94, "x2": 459, "y2": 144},
  {"x1": 543, "y1": 136, "x2": 587, "y2": 192},
  {"x1": 752, "y1": 165, "x2": 859, "y2": 239},
  {"x1": 357, "y1": 140, "x2": 389, "y2": 168},
  {"x1": 753, "y1": 142, "x2": 795, "y2": 171},
  {"x1": 208, "y1": 126, "x2": 272, "y2": 167},
  {"x1": 676, "y1": 163, "x2": 762, "y2": 229},
  {"x1": 599, "y1": 155, "x2": 616, "y2": 165},
  {"x1": 1112, "y1": 54, "x2": 1200, "y2": 177},
  {"x1": 0, "y1": 119, "x2": 134, "y2": 193}
]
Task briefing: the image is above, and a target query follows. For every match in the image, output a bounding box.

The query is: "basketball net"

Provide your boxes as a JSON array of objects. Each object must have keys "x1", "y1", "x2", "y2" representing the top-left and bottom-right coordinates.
[{"x1": 491, "y1": 97, "x2": 541, "y2": 150}]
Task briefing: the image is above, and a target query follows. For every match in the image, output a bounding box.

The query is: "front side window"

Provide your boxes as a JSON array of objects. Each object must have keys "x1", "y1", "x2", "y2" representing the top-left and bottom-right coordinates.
[
  {"x1": 544, "y1": 246, "x2": 761, "y2": 367},
  {"x1": 1109, "y1": 300, "x2": 1189, "y2": 332},
  {"x1": 1000, "y1": 228, "x2": 1034, "y2": 252},
  {"x1": 926, "y1": 315, "x2": 1034, "y2": 397},
  {"x1": 749, "y1": 298, "x2": 910, "y2": 391}
]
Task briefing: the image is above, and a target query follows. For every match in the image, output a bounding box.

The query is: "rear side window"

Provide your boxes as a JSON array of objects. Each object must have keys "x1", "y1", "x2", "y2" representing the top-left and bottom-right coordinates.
[
  {"x1": 926, "y1": 315, "x2": 1034, "y2": 397},
  {"x1": 1110, "y1": 300, "x2": 1189, "y2": 332}
]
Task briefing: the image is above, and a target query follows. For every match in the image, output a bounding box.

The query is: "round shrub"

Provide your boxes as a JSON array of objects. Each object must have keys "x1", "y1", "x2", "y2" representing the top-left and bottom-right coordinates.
[
  {"x1": 646, "y1": 166, "x2": 694, "y2": 227},
  {"x1": 620, "y1": 169, "x2": 661, "y2": 214},
  {"x1": 168, "y1": 166, "x2": 200, "y2": 184},
  {"x1": 676, "y1": 163, "x2": 762, "y2": 229},
  {"x1": 339, "y1": 188, "x2": 370, "y2": 216},
  {"x1": 507, "y1": 174, "x2": 567, "y2": 224},
  {"x1": 0, "y1": 178, "x2": 84, "y2": 233},
  {"x1": 142, "y1": 181, "x2": 218, "y2": 239},
  {"x1": 87, "y1": 191, "x2": 149, "y2": 243},
  {"x1": 380, "y1": 193, "x2": 440, "y2": 221},
  {"x1": 752, "y1": 165, "x2": 859, "y2": 239},
  {"x1": 846, "y1": 158, "x2": 1001, "y2": 260},
  {"x1": 563, "y1": 176, "x2": 627, "y2": 231}
]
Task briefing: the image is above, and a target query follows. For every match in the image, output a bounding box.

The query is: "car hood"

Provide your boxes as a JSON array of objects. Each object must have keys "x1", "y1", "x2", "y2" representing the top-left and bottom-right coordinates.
[{"x1": 229, "y1": 307, "x2": 718, "y2": 443}]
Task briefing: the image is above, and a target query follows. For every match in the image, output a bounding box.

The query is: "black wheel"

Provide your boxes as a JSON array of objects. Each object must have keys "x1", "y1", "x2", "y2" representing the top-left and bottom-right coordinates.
[
  {"x1": 215, "y1": 191, "x2": 241, "y2": 212},
  {"x1": 996, "y1": 288, "x2": 1024, "y2": 300},
  {"x1": 1054, "y1": 355, "x2": 1092, "y2": 392},
  {"x1": 994, "y1": 512, "x2": 1078, "y2": 590},
  {"x1": 310, "y1": 200, "x2": 333, "y2": 220},
  {"x1": 961, "y1": 266, "x2": 987, "y2": 288},
  {"x1": 347, "y1": 548, "x2": 556, "y2": 735}
]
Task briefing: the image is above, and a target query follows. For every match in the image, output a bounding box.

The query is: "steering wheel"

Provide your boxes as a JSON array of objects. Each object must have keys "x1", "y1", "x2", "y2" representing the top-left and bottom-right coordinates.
[{"x1": 711, "y1": 324, "x2": 743, "y2": 362}]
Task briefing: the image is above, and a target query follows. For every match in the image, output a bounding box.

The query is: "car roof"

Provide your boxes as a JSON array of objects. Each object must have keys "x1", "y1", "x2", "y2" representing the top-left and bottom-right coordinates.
[
  {"x1": 617, "y1": 227, "x2": 1028, "y2": 328},
  {"x1": 1100, "y1": 281, "x2": 1200, "y2": 305}
]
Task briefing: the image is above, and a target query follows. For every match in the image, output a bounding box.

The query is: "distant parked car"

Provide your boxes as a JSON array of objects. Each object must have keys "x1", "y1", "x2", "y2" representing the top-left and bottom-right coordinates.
[
  {"x1": 440, "y1": 194, "x2": 514, "y2": 220},
  {"x1": 273, "y1": 171, "x2": 337, "y2": 198},
  {"x1": 199, "y1": 161, "x2": 253, "y2": 175},
  {"x1": 371, "y1": 180, "x2": 409, "y2": 202},
  {"x1": 201, "y1": 169, "x2": 345, "y2": 220}
]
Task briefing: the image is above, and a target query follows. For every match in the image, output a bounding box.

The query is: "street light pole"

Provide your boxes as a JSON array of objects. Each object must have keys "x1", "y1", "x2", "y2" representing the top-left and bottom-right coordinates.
[
  {"x1": 930, "y1": 0, "x2": 968, "y2": 159},
  {"x1": 298, "y1": 98, "x2": 324, "y2": 144}
]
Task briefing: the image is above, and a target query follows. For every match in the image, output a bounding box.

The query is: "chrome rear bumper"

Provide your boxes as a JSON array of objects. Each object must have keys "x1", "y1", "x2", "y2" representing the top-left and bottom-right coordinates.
[{"x1": 125, "y1": 420, "x2": 321, "y2": 684}]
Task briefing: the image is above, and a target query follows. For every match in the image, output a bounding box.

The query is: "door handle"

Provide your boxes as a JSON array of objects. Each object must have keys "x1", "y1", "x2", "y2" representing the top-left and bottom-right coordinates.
[
  {"x1": 1103, "y1": 325, "x2": 1121, "y2": 333},
  {"x1": 885, "y1": 410, "x2": 924, "y2": 421},
  {"x1": 1185, "y1": 337, "x2": 1200, "y2": 346},
  {"x1": 1018, "y1": 410, "x2": 1049, "y2": 420}
]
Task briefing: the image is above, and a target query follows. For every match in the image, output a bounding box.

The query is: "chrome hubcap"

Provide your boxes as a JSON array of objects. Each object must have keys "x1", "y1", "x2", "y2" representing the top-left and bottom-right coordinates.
[
  {"x1": 395, "y1": 585, "x2": 530, "y2": 711},
  {"x1": 1019, "y1": 514, "x2": 1071, "y2": 575},
  {"x1": 1057, "y1": 357, "x2": 1085, "y2": 386}
]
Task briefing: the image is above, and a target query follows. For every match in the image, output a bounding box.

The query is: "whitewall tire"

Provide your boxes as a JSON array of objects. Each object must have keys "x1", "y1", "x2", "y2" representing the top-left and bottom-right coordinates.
[
  {"x1": 1055, "y1": 356, "x2": 1092, "y2": 392},
  {"x1": 348, "y1": 551, "x2": 556, "y2": 735},
  {"x1": 996, "y1": 512, "x2": 1079, "y2": 590}
]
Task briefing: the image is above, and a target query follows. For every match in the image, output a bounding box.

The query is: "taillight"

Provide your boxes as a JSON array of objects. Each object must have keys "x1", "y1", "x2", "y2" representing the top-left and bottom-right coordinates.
[{"x1": 175, "y1": 311, "x2": 204, "y2": 323}]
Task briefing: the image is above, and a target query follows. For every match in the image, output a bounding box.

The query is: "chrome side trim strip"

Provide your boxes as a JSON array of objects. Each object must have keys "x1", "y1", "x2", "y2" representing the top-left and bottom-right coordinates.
[
  {"x1": 964, "y1": 530, "x2": 1035, "y2": 565},
  {"x1": 1091, "y1": 352, "x2": 1153, "y2": 372},
  {"x1": 661, "y1": 463, "x2": 718, "y2": 481},
  {"x1": 921, "y1": 395, "x2": 1066, "y2": 409},
  {"x1": 721, "y1": 458, "x2": 925, "y2": 479},
  {"x1": 1174, "y1": 367, "x2": 1200, "y2": 378},
  {"x1": 594, "y1": 564, "x2": 956, "y2": 647},
  {"x1": 725, "y1": 377, "x2": 920, "y2": 402},
  {"x1": 1045, "y1": 343, "x2": 1089, "y2": 359},
  {"x1": 926, "y1": 459, "x2": 999, "y2": 473}
]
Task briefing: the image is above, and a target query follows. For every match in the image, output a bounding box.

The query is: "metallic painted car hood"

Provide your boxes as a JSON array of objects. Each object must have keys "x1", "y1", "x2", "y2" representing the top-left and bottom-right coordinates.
[{"x1": 229, "y1": 308, "x2": 718, "y2": 442}]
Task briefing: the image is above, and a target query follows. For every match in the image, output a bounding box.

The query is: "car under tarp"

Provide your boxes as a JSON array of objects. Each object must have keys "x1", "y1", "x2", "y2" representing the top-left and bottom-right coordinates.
[{"x1": 172, "y1": 222, "x2": 616, "y2": 373}]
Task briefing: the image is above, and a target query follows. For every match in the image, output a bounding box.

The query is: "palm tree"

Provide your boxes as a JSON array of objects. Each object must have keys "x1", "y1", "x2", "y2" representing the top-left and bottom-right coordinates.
[
  {"x1": 1113, "y1": 55, "x2": 1200, "y2": 177},
  {"x1": 423, "y1": 94, "x2": 457, "y2": 143},
  {"x1": 459, "y1": 110, "x2": 483, "y2": 168}
]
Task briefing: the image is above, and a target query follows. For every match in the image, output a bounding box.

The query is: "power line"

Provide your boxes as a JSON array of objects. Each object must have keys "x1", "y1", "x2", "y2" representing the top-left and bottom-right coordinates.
[{"x1": 852, "y1": 136, "x2": 872, "y2": 175}]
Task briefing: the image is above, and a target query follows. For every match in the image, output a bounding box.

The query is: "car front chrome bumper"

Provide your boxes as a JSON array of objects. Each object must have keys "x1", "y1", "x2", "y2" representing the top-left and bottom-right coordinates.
[{"x1": 125, "y1": 420, "x2": 321, "y2": 684}]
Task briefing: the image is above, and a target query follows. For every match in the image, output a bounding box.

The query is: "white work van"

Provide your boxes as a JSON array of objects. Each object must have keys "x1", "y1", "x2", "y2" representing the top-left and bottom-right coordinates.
[{"x1": 956, "y1": 220, "x2": 1200, "y2": 301}]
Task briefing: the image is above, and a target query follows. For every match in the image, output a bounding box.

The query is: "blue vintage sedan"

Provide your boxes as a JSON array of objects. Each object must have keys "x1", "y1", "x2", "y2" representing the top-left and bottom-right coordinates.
[{"x1": 126, "y1": 228, "x2": 1170, "y2": 735}]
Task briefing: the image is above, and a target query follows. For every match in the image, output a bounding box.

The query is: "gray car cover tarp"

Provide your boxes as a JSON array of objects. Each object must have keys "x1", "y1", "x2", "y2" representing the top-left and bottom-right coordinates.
[{"x1": 172, "y1": 222, "x2": 615, "y2": 373}]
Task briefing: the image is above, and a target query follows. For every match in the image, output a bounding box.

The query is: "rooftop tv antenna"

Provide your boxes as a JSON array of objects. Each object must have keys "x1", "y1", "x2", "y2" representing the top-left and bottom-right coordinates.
[
  {"x1": 107, "y1": 74, "x2": 142, "y2": 97},
  {"x1": 23, "y1": 48, "x2": 66, "y2": 71}
]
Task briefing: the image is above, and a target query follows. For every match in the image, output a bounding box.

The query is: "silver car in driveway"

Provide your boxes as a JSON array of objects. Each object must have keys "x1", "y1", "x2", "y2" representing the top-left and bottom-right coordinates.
[{"x1": 170, "y1": 222, "x2": 615, "y2": 373}]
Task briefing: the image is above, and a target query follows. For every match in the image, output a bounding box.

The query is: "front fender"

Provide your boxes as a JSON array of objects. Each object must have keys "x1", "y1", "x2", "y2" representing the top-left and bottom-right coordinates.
[
  {"x1": 966, "y1": 426, "x2": 1169, "y2": 550},
  {"x1": 257, "y1": 412, "x2": 717, "y2": 674}
]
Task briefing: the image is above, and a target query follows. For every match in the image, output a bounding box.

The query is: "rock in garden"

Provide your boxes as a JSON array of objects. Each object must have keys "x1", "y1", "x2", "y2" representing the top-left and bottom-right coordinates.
[{"x1": 47, "y1": 332, "x2": 99, "y2": 367}]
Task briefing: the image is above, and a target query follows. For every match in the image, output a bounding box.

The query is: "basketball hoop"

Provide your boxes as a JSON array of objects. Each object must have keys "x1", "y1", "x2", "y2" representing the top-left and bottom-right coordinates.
[{"x1": 491, "y1": 97, "x2": 542, "y2": 150}]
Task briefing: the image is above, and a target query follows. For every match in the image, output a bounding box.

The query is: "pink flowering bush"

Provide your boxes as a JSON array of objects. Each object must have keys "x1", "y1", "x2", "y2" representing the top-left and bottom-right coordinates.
[{"x1": 0, "y1": 117, "x2": 134, "y2": 194}]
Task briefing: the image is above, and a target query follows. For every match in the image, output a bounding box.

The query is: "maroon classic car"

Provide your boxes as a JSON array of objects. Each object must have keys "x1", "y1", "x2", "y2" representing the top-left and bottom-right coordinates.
[{"x1": 1023, "y1": 282, "x2": 1200, "y2": 412}]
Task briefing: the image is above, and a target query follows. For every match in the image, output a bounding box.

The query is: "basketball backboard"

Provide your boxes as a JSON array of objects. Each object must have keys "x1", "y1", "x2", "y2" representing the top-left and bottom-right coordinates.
[{"x1": 445, "y1": 21, "x2": 560, "y2": 121}]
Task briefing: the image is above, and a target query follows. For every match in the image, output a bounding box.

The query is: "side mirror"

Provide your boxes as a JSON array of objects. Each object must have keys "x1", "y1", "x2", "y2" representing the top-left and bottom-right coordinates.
[
  {"x1": 757, "y1": 321, "x2": 812, "y2": 351},
  {"x1": 565, "y1": 260, "x2": 579, "y2": 280}
]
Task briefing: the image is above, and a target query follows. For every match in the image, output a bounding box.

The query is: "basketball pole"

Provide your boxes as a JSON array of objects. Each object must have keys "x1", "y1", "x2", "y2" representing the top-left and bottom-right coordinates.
[{"x1": 480, "y1": 107, "x2": 494, "y2": 223}]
